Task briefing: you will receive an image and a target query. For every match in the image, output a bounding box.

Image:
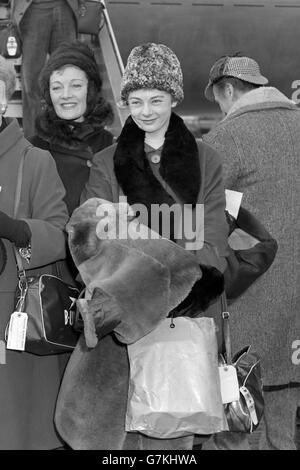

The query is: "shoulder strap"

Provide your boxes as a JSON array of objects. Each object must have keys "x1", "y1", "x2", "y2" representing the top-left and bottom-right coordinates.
[
  {"x1": 13, "y1": 145, "x2": 33, "y2": 273},
  {"x1": 151, "y1": 163, "x2": 182, "y2": 205},
  {"x1": 221, "y1": 292, "x2": 232, "y2": 364}
]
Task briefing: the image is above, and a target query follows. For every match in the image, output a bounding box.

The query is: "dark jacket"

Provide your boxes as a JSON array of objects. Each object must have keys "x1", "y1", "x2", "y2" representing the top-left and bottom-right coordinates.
[{"x1": 31, "y1": 125, "x2": 113, "y2": 216}]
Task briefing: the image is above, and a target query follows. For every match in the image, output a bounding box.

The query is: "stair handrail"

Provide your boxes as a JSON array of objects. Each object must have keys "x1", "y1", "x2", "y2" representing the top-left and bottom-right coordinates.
[
  {"x1": 99, "y1": 0, "x2": 128, "y2": 129},
  {"x1": 100, "y1": 0, "x2": 124, "y2": 76}
]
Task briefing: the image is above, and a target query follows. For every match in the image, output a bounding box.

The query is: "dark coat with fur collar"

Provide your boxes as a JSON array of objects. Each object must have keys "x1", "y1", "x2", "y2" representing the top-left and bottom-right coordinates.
[
  {"x1": 30, "y1": 124, "x2": 113, "y2": 216},
  {"x1": 55, "y1": 113, "x2": 228, "y2": 450},
  {"x1": 83, "y1": 114, "x2": 228, "y2": 269}
]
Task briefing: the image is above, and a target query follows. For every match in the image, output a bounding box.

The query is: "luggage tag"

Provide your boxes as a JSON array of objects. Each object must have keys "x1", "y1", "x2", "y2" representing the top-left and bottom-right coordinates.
[
  {"x1": 6, "y1": 311, "x2": 28, "y2": 351},
  {"x1": 240, "y1": 386, "x2": 258, "y2": 425},
  {"x1": 218, "y1": 365, "x2": 240, "y2": 404}
]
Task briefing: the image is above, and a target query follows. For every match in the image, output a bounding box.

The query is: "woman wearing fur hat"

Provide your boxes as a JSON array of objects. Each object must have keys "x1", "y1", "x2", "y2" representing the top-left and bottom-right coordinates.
[
  {"x1": 0, "y1": 55, "x2": 70, "y2": 449},
  {"x1": 54, "y1": 43, "x2": 229, "y2": 450}
]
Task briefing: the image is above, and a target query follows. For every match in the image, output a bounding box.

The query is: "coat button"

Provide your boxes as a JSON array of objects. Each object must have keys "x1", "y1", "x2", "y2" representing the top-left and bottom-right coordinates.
[{"x1": 151, "y1": 154, "x2": 161, "y2": 164}]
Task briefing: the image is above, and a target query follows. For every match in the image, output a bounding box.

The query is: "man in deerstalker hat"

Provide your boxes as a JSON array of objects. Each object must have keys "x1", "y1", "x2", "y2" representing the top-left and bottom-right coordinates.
[{"x1": 203, "y1": 54, "x2": 300, "y2": 450}]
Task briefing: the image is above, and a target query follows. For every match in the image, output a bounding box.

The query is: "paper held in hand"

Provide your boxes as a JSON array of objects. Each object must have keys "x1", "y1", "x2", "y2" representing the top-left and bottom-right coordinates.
[{"x1": 225, "y1": 189, "x2": 243, "y2": 219}]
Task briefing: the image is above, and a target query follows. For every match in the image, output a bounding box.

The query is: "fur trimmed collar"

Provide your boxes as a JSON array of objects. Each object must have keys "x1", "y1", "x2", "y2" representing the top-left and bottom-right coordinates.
[
  {"x1": 36, "y1": 115, "x2": 106, "y2": 149},
  {"x1": 113, "y1": 113, "x2": 200, "y2": 213}
]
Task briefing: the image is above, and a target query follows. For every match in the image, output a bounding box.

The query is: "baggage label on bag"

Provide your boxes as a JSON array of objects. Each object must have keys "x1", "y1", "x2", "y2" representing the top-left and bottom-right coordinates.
[
  {"x1": 6, "y1": 311, "x2": 28, "y2": 351},
  {"x1": 218, "y1": 365, "x2": 240, "y2": 404}
]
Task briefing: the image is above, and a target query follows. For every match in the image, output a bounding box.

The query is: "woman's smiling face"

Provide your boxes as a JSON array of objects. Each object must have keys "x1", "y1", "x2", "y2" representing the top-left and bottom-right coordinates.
[
  {"x1": 127, "y1": 89, "x2": 177, "y2": 138},
  {"x1": 50, "y1": 66, "x2": 88, "y2": 122}
]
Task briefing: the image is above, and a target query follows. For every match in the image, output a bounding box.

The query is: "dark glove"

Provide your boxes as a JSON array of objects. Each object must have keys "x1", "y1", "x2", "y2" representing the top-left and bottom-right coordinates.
[
  {"x1": 174, "y1": 265, "x2": 225, "y2": 315},
  {"x1": 0, "y1": 210, "x2": 31, "y2": 248}
]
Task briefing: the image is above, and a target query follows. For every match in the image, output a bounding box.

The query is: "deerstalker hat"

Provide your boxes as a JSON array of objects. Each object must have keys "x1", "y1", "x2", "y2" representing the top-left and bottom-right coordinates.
[{"x1": 205, "y1": 56, "x2": 268, "y2": 101}]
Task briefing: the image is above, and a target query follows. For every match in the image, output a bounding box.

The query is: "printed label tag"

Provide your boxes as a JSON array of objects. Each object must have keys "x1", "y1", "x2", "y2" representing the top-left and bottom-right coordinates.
[
  {"x1": 240, "y1": 385, "x2": 258, "y2": 425},
  {"x1": 218, "y1": 365, "x2": 240, "y2": 404},
  {"x1": 6, "y1": 311, "x2": 28, "y2": 351}
]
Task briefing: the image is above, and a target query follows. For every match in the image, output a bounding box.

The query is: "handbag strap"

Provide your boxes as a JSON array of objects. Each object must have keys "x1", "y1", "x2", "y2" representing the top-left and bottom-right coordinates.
[
  {"x1": 13, "y1": 146, "x2": 33, "y2": 301},
  {"x1": 221, "y1": 292, "x2": 232, "y2": 365}
]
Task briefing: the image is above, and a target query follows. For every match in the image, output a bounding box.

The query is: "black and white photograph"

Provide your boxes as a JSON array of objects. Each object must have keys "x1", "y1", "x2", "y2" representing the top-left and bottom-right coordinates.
[{"x1": 0, "y1": 0, "x2": 299, "y2": 454}]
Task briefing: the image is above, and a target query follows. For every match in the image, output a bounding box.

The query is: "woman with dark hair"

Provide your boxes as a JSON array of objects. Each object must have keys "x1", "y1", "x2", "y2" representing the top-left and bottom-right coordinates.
[{"x1": 30, "y1": 40, "x2": 114, "y2": 217}]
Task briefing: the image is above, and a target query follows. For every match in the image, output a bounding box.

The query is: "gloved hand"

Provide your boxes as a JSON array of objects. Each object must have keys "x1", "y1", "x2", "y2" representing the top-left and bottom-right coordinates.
[
  {"x1": 173, "y1": 265, "x2": 225, "y2": 316},
  {"x1": 0, "y1": 210, "x2": 31, "y2": 247}
]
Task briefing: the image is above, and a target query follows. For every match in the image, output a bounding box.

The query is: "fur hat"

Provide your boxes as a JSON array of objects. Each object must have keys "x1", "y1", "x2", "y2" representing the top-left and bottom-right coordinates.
[
  {"x1": 120, "y1": 43, "x2": 184, "y2": 104},
  {"x1": 0, "y1": 55, "x2": 16, "y2": 100},
  {"x1": 39, "y1": 40, "x2": 102, "y2": 105}
]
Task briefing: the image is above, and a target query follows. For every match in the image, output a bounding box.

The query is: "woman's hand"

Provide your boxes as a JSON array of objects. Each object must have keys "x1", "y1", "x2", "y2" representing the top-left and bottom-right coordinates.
[{"x1": 0, "y1": 210, "x2": 31, "y2": 247}]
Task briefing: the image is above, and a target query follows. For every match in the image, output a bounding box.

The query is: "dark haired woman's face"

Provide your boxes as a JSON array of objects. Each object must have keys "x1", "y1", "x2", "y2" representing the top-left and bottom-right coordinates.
[{"x1": 49, "y1": 66, "x2": 88, "y2": 122}]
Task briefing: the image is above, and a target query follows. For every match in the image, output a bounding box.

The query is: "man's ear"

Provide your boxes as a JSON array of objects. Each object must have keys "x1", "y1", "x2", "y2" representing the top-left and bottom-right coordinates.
[
  {"x1": 171, "y1": 100, "x2": 178, "y2": 108},
  {"x1": 225, "y1": 82, "x2": 234, "y2": 99}
]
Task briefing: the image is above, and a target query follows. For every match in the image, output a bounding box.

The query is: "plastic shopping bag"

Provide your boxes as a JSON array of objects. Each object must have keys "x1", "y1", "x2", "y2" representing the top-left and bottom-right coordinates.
[{"x1": 126, "y1": 317, "x2": 228, "y2": 439}]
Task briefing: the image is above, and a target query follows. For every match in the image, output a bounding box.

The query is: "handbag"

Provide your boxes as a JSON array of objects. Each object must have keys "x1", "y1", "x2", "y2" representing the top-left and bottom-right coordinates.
[
  {"x1": 126, "y1": 316, "x2": 228, "y2": 439},
  {"x1": 77, "y1": 0, "x2": 104, "y2": 35},
  {"x1": 0, "y1": 1, "x2": 21, "y2": 58},
  {"x1": 219, "y1": 293, "x2": 264, "y2": 433},
  {"x1": 12, "y1": 269, "x2": 80, "y2": 355},
  {"x1": 224, "y1": 207, "x2": 278, "y2": 302},
  {"x1": 6, "y1": 146, "x2": 80, "y2": 355}
]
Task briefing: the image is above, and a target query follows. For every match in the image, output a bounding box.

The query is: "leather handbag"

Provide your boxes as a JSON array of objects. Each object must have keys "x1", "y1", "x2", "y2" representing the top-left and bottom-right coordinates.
[
  {"x1": 219, "y1": 294, "x2": 264, "y2": 433},
  {"x1": 224, "y1": 207, "x2": 278, "y2": 302},
  {"x1": 6, "y1": 146, "x2": 80, "y2": 355},
  {"x1": 77, "y1": 0, "x2": 104, "y2": 35},
  {"x1": 12, "y1": 267, "x2": 80, "y2": 355}
]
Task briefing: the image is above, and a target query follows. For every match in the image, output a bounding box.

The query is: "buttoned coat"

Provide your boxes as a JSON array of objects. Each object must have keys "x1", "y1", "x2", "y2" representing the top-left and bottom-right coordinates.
[
  {"x1": 55, "y1": 114, "x2": 229, "y2": 450},
  {"x1": 0, "y1": 119, "x2": 69, "y2": 449},
  {"x1": 204, "y1": 87, "x2": 300, "y2": 385}
]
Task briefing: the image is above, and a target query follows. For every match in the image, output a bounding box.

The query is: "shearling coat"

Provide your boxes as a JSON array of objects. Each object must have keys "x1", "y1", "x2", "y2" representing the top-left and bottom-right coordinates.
[
  {"x1": 55, "y1": 113, "x2": 229, "y2": 450},
  {"x1": 203, "y1": 87, "x2": 300, "y2": 385},
  {"x1": 12, "y1": 0, "x2": 79, "y2": 31},
  {"x1": 0, "y1": 119, "x2": 69, "y2": 449}
]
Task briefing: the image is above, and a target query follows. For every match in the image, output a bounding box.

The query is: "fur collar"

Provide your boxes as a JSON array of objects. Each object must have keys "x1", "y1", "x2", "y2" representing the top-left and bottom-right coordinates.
[
  {"x1": 36, "y1": 114, "x2": 106, "y2": 149},
  {"x1": 113, "y1": 113, "x2": 200, "y2": 215}
]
